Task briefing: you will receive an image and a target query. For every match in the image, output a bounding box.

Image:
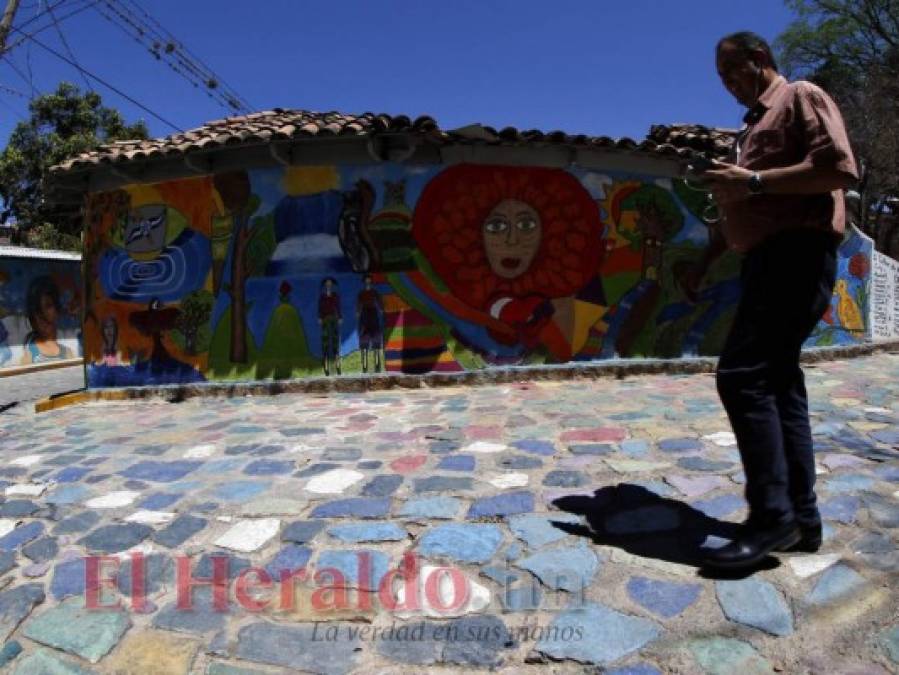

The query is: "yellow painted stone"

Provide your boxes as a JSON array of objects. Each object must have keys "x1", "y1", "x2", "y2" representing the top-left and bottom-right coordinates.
[
  {"x1": 831, "y1": 397, "x2": 863, "y2": 407},
  {"x1": 103, "y1": 630, "x2": 199, "y2": 674},
  {"x1": 848, "y1": 420, "x2": 888, "y2": 431},
  {"x1": 262, "y1": 585, "x2": 378, "y2": 623}
]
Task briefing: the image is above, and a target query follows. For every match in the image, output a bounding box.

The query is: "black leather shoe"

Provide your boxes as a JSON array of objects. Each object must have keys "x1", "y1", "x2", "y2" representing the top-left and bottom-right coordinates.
[
  {"x1": 701, "y1": 521, "x2": 801, "y2": 569},
  {"x1": 776, "y1": 521, "x2": 822, "y2": 553}
]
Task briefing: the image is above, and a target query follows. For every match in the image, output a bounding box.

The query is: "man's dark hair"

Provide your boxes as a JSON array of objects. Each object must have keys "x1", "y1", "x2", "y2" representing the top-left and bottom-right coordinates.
[{"x1": 717, "y1": 31, "x2": 778, "y2": 72}]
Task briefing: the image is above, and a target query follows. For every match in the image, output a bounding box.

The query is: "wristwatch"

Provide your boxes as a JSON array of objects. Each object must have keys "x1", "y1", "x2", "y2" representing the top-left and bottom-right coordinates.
[{"x1": 748, "y1": 172, "x2": 764, "y2": 195}]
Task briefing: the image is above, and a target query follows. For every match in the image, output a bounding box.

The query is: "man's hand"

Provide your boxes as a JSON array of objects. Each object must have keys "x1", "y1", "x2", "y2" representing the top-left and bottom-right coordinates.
[{"x1": 705, "y1": 162, "x2": 754, "y2": 204}]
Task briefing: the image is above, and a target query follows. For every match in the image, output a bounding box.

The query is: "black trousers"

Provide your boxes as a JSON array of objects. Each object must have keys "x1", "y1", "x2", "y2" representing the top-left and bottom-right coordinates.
[{"x1": 716, "y1": 227, "x2": 838, "y2": 528}]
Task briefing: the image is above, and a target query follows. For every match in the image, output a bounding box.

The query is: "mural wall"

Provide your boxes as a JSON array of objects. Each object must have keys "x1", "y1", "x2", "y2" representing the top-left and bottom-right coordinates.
[
  {"x1": 81, "y1": 163, "x2": 872, "y2": 388},
  {"x1": 869, "y1": 248, "x2": 899, "y2": 341},
  {"x1": 0, "y1": 253, "x2": 82, "y2": 370}
]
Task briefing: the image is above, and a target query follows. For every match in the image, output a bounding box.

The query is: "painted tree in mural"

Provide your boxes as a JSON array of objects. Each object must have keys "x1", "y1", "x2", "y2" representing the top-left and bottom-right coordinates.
[
  {"x1": 213, "y1": 171, "x2": 254, "y2": 363},
  {"x1": 174, "y1": 290, "x2": 214, "y2": 355}
]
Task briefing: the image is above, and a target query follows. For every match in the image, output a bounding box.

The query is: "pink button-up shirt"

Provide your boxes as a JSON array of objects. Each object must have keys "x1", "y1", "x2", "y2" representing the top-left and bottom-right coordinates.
[{"x1": 721, "y1": 75, "x2": 858, "y2": 252}]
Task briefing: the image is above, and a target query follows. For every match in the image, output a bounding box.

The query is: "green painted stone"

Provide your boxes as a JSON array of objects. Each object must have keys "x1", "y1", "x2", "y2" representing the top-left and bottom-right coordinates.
[
  {"x1": 689, "y1": 637, "x2": 772, "y2": 675},
  {"x1": 23, "y1": 597, "x2": 131, "y2": 663},
  {"x1": 12, "y1": 648, "x2": 95, "y2": 674},
  {"x1": 206, "y1": 663, "x2": 269, "y2": 675},
  {"x1": 880, "y1": 624, "x2": 899, "y2": 664}
]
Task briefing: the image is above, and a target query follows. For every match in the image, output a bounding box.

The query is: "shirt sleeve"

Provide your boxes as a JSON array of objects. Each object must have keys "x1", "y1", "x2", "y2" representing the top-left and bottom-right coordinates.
[{"x1": 794, "y1": 82, "x2": 859, "y2": 179}]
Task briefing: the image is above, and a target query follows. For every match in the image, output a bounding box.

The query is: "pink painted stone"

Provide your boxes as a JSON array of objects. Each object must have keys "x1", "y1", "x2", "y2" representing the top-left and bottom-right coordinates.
[
  {"x1": 465, "y1": 426, "x2": 504, "y2": 440},
  {"x1": 558, "y1": 456, "x2": 597, "y2": 469},
  {"x1": 390, "y1": 454, "x2": 428, "y2": 474},
  {"x1": 560, "y1": 428, "x2": 627, "y2": 443},
  {"x1": 666, "y1": 475, "x2": 730, "y2": 498}
]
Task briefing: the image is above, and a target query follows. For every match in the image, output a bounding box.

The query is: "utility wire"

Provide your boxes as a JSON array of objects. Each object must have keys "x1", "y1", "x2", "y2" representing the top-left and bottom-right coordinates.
[
  {"x1": 1, "y1": 52, "x2": 36, "y2": 97},
  {"x1": 3, "y1": 0, "x2": 98, "y2": 54},
  {"x1": 44, "y1": 0, "x2": 92, "y2": 91},
  {"x1": 8, "y1": 22, "x2": 182, "y2": 132}
]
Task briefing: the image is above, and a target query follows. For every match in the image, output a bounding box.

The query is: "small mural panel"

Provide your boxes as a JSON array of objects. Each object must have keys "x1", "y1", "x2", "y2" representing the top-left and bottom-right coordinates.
[
  {"x1": 869, "y1": 248, "x2": 899, "y2": 341},
  {"x1": 81, "y1": 162, "x2": 876, "y2": 387},
  {"x1": 0, "y1": 254, "x2": 82, "y2": 370}
]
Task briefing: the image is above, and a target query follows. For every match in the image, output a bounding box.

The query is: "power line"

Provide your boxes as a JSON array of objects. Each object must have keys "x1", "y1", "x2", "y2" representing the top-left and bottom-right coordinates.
[
  {"x1": 44, "y1": 0, "x2": 91, "y2": 91},
  {"x1": 3, "y1": 0, "x2": 98, "y2": 54},
  {"x1": 8, "y1": 21, "x2": 182, "y2": 132}
]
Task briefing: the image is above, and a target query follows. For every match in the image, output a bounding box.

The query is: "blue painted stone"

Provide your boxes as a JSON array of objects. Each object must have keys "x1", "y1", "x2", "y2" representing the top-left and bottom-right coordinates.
[
  {"x1": 441, "y1": 615, "x2": 516, "y2": 667},
  {"x1": 53, "y1": 467, "x2": 92, "y2": 483},
  {"x1": 609, "y1": 411, "x2": 650, "y2": 421},
  {"x1": 117, "y1": 553, "x2": 174, "y2": 595},
  {"x1": 397, "y1": 496, "x2": 461, "y2": 519},
  {"x1": 0, "y1": 522, "x2": 44, "y2": 551},
  {"x1": 361, "y1": 475, "x2": 403, "y2": 497},
  {"x1": 870, "y1": 429, "x2": 899, "y2": 444},
  {"x1": 0, "y1": 500, "x2": 38, "y2": 517},
  {"x1": 294, "y1": 463, "x2": 339, "y2": 477},
  {"x1": 153, "y1": 515, "x2": 207, "y2": 548},
  {"x1": 168, "y1": 480, "x2": 204, "y2": 493},
  {"x1": 879, "y1": 625, "x2": 899, "y2": 665},
  {"x1": 605, "y1": 664, "x2": 663, "y2": 675},
  {"x1": 677, "y1": 457, "x2": 734, "y2": 472},
  {"x1": 481, "y1": 565, "x2": 519, "y2": 585},
  {"x1": 805, "y1": 564, "x2": 867, "y2": 606},
  {"x1": 414, "y1": 476, "x2": 474, "y2": 493},
  {"x1": 119, "y1": 460, "x2": 202, "y2": 483},
  {"x1": 568, "y1": 443, "x2": 614, "y2": 455},
  {"x1": 823, "y1": 474, "x2": 875, "y2": 493},
  {"x1": 515, "y1": 544, "x2": 600, "y2": 592},
  {"x1": 22, "y1": 537, "x2": 58, "y2": 563},
  {"x1": 134, "y1": 444, "x2": 168, "y2": 455},
  {"x1": 716, "y1": 578, "x2": 793, "y2": 636},
  {"x1": 627, "y1": 576, "x2": 702, "y2": 618},
  {"x1": 197, "y1": 459, "x2": 243, "y2": 474},
  {"x1": 691, "y1": 494, "x2": 744, "y2": 519},
  {"x1": 138, "y1": 493, "x2": 180, "y2": 510},
  {"x1": 328, "y1": 521, "x2": 407, "y2": 542},
  {"x1": 315, "y1": 549, "x2": 389, "y2": 591},
  {"x1": 507, "y1": 513, "x2": 581, "y2": 548},
  {"x1": 212, "y1": 481, "x2": 268, "y2": 502},
  {"x1": 357, "y1": 460, "x2": 382, "y2": 469},
  {"x1": 194, "y1": 554, "x2": 251, "y2": 580},
  {"x1": 0, "y1": 585, "x2": 44, "y2": 644},
  {"x1": 230, "y1": 424, "x2": 267, "y2": 434},
  {"x1": 496, "y1": 456, "x2": 543, "y2": 472},
  {"x1": 537, "y1": 602, "x2": 660, "y2": 665},
  {"x1": 418, "y1": 523, "x2": 504, "y2": 563},
  {"x1": 52, "y1": 511, "x2": 99, "y2": 535},
  {"x1": 468, "y1": 491, "x2": 534, "y2": 519},
  {"x1": 437, "y1": 455, "x2": 475, "y2": 471},
  {"x1": 264, "y1": 545, "x2": 312, "y2": 579},
  {"x1": 504, "y1": 542, "x2": 523, "y2": 561},
  {"x1": 606, "y1": 506, "x2": 680, "y2": 534},
  {"x1": 79, "y1": 523, "x2": 153, "y2": 554},
  {"x1": 627, "y1": 480, "x2": 678, "y2": 498},
  {"x1": 281, "y1": 520, "x2": 326, "y2": 544},
  {"x1": 194, "y1": 501, "x2": 219, "y2": 513},
  {"x1": 243, "y1": 459, "x2": 294, "y2": 476},
  {"x1": 323, "y1": 448, "x2": 362, "y2": 462},
  {"x1": 311, "y1": 497, "x2": 391, "y2": 519},
  {"x1": 85, "y1": 474, "x2": 110, "y2": 484},
  {"x1": 0, "y1": 551, "x2": 14, "y2": 576},
  {"x1": 428, "y1": 440, "x2": 460, "y2": 454},
  {"x1": 658, "y1": 438, "x2": 702, "y2": 453},
  {"x1": 511, "y1": 440, "x2": 556, "y2": 456},
  {"x1": 542, "y1": 471, "x2": 587, "y2": 488},
  {"x1": 123, "y1": 480, "x2": 149, "y2": 491},
  {"x1": 501, "y1": 583, "x2": 542, "y2": 612},
  {"x1": 820, "y1": 495, "x2": 860, "y2": 523},
  {"x1": 0, "y1": 640, "x2": 21, "y2": 668},
  {"x1": 225, "y1": 443, "x2": 259, "y2": 456},
  {"x1": 249, "y1": 444, "x2": 285, "y2": 457},
  {"x1": 153, "y1": 586, "x2": 227, "y2": 634},
  {"x1": 236, "y1": 622, "x2": 360, "y2": 673},
  {"x1": 279, "y1": 427, "x2": 326, "y2": 437},
  {"x1": 50, "y1": 559, "x2": 86, "y2": 599},
  {"x1": 864, "y1": 494, "x2": 899, "y2": 528},
  {"x1": 875, "y1": 466, "x2": 899, "y2": 482}
]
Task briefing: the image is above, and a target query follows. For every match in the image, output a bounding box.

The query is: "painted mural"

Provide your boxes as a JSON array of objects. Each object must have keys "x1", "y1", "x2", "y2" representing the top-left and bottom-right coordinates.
[
  {"x1": 82, "y1": 163, "x2": 872, "y2": 387},
  {"x1": 0, "y1": 254, "x2": 82, "y2": 370}
]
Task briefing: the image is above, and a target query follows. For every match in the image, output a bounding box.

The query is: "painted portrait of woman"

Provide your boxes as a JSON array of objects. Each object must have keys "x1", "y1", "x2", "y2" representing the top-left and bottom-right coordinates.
[
  {"x1": 412, "y1": 164, "x2": 608, "y2": 362},
  {"x1": 21, "y1": 276, "x2": 73, "y2": 364}
]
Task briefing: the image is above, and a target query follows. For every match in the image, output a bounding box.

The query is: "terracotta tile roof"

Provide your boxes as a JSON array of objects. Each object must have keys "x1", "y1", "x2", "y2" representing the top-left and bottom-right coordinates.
[
  {"x1": 49, "y1": 110, "x2": 737, "y2": 176},
  {"x1": 647, "y1": 123, "x2": 738, "y2": 158}
]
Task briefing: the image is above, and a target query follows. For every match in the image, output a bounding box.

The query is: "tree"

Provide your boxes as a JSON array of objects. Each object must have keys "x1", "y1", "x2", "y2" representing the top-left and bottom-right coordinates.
[
  {"x1": 776, "y1": 1, "x2": 899, "y2": 255},
  {"x1": 0, "y1": 82, "x2": 149, "y2": 249},
  {"x1": 174, "y1": 289, "x2": 214, "y2": 355}
]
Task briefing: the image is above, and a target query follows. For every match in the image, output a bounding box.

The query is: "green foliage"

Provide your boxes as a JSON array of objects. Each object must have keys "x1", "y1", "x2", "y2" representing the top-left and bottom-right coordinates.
[
  {"x1": 21, "y1": 222, "x2": 81, "y2": 251},
  {"x1": 246, "y1": 212, "x2": 277, "y2": 277},
  {"x1": 0, "y1": 83, "x2": 149, "y2": 242}
]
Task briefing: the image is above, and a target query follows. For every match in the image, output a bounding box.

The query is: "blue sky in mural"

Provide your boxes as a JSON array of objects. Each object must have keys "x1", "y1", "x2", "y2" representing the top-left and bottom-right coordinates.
[{"x1": 0, "y1": 0, "x2": 795, "y2": 146}]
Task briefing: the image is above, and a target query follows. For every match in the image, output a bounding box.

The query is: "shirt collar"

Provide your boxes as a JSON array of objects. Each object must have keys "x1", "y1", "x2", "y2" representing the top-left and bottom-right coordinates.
[{"x1": 742, "y1": 74, "x2": 787, "y2": 124}]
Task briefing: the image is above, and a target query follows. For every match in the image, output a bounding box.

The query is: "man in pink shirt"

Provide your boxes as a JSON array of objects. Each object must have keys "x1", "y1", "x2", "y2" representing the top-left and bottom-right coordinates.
[{"x1": 685, "y1": 31, "x2": 858, "y2": 569}]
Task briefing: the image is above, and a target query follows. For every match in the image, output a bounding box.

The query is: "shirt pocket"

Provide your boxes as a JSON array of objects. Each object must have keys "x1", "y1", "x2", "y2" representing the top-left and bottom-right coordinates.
[{"x1": 742, "y1": 129, "x2": 786, "y2": 165}]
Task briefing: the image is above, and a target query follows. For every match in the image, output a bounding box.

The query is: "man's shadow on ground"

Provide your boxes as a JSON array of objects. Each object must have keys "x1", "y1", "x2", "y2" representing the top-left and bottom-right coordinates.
[{"x1": 551, "y1": 483, "x2": 779, "y2": 579}]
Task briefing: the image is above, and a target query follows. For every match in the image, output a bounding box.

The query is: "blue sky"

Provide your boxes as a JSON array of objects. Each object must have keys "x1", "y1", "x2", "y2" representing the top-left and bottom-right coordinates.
[{"x1": 1, "y1": 0, "x2": 796, "y2": 145}]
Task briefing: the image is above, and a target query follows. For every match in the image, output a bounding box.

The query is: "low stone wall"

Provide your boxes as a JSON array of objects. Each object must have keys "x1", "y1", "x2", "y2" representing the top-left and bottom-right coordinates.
[{"x1": 0, "y1": 247, "x2": 82, "y2": 372}]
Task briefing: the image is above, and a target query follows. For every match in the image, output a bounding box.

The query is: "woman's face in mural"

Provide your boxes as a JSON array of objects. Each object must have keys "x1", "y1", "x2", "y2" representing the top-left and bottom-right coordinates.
[
  {"x1": 482, "y1": 199, "x2": 542, "y2": 279},
  {"x1": 38, "y1": 292, "x2": 59, "y2": 328}
]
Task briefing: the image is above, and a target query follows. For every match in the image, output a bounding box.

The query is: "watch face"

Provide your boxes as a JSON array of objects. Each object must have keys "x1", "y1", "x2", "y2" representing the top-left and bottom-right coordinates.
[{"x1": 749, "y1": 174, "x2": 763, "y2": 194}]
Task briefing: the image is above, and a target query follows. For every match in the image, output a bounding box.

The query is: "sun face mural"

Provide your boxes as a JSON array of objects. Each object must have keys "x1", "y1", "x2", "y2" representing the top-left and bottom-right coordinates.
[{"x1": 81, "y1": 161, "x2": 873, "y2": 387}]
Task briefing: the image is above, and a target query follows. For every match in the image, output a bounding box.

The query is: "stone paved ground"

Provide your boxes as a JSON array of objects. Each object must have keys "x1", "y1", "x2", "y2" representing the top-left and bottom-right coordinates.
[
  {"x1": 0, "y1": 354, "x2": 896, "y2": 674},
  {"x1": 0, "y1": 365, "x2": 84, "y2": 410}
]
